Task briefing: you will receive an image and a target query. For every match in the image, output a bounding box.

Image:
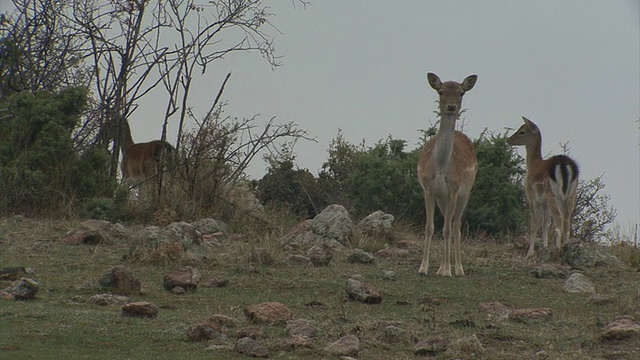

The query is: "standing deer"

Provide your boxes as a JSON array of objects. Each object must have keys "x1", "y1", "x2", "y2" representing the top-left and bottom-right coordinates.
[
  {"x1": 418, "y1": 72, "x2": 478, "y2": 277},
  {"x1": 507, "y1": 117, "x2": 579, "y2": 257},
  {"x1": 119, "y1": 118, "x2": 175, "y2": 189}
]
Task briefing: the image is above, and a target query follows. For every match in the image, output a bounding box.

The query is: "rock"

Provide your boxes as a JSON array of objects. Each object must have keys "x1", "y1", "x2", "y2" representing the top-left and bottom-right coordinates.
[
  {"x1": 382, "y1": 270, "x2": 397, "y2": 281},
  {"x1": 323, "y1": 334, "x2": 359, "y2": 357},
  {"x1": 532, "y1": 263, "x2": 569, "y2": 278},
  {"x1": 286, "y1": 319, "x2": 317, "y2": 338},
  {"x1": 599, "y1": 316, "x2": 640, "y2": 341},
  {"x1": 187, "y1": 322, "x2": 226, "y2": 342},
  {"x1": 236, "y1": 326, "x2": 265, "y2": 340},
  {"x1": 98, "y1": 265, "x2": 141, "y2": 296},
  {"x1": 0, "y1": 266, "x2": 27, "y2": 281},
  {"x1": 281, "y1": 220, "x2": 313, "y2": 246},
  {"x1": 281, "y1": 335, "x2": 314, "y2": 350},
  {"x1": 345, "y1": 278, "x2": 382, "y2": 304},
  {"x1": 122, "y1": 301, "x2": 158, "y2": 318},
  {"x1": 414, "y1": 336, "x2": 448, "y2": 355},
  {"x1": 310, "y1": 204, "x2": 353, "y2": 245},
  {"x1": 588, "y1": 293, "x2": 614, "y2": 305},
  {"x1": 208, "y1": 314, "x2": 237, "y2": 329},
  {"x1": 509, "y1": 308, "x2": 553, "y2": 323},
  {"x1": 383, "y1": 325, "x2": 406, "y2": 344},
  {"x1": 346, "y1": 249, "x2": 375, "y2": 264},
  {"x1": 563, "y1": 273, "x2": 596, "y2": 294},
  {"x1": 166, "y1": 221, "x2": 203, "y2": 247},
  {"x1": 244, "y1": 302, "x2": 292, "y2": 324},
  {"x1": 89, "y1": 294, "x2": 130, "y2": 306},
  {"x1": 478, "y1": 302, "x2": 512, "y2": 322},
  {"x1": 200, "y1": 275, "x2": 229, "y2": 288},
  {"x1": 234, "y1": 337, "x2": 269, "y2": 358},
  {"x1": 448, "y1": 334, "x2": 485, "y2": 357},
  {"x1": 192, "y1": 218, "x2": 228, "y2": 236},
  {"x1": 357, "y1": 210, "x2": 394, "y2": 240},
  {"x1": 562, "y1": 240, "x2": 626, "y2": 270},
  {"x1": 2, "y1": 278, "x2": 39, "y2": 300},
  {"x1": 307, "y1": 242, "x2": 332, "y2": 267},
  {"x1": 163, "y1": 266, "x2": 201, "y2": 292},
  {"x1": 62, "y1": 219, "x2": 123, "y2": 245}
]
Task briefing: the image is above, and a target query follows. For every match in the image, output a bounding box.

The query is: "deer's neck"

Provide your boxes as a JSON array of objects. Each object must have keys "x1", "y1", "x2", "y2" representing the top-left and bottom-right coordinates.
[
  {"x1": 433, "y1": 112, "x2": 458, "y2": 170},
  {"x1": 524, "y1": 135, "x2": 544, "y2": 168},
  {"x1": 119, "y1": 118, "x2": 135, "y2": 154}
]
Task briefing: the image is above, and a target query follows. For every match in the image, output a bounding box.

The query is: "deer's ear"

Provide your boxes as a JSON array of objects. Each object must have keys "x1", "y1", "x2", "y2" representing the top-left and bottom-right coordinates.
[
  {"x1": 522, "y1": 116, "x2": 539, "y2": 133},
  {"x1": 462, "y1": 75, "x2": 478, "y2": 91},
  {"x1": 427, "y1": 72, "x2": 442, "y2": 90}
]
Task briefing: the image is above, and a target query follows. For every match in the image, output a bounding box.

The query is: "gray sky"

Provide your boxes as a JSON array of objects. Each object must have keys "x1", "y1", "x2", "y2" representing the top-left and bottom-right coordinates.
[{"x1": 134, "y1": 1, "x2": 640, "y2": 232}]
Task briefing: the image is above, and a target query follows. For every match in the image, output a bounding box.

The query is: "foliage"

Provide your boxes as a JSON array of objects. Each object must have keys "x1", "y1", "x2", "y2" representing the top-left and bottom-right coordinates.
[
  {"x1": 0, "y1": 87, "x2": 117, "y2": 215},
  {"x1": 573, "y1": 175, "x2": 617, "y2": 241},
  {"x1": 255, "y1": 143, "x2": 325, "y2": 219},
  {"x1": 347, "y1": 137, "x2": 424, "y2": 222},
  {"x1": 465, "y1": 130, "x2": 528, "y2": 236}
]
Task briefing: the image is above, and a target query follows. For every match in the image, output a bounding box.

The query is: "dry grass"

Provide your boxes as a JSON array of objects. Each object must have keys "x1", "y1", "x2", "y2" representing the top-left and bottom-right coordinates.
[{"x1": 1, "y1": 215, "x2": 640, "y2": 359}]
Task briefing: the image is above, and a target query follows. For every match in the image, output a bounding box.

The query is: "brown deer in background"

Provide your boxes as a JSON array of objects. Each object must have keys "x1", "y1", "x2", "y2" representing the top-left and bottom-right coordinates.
[
  {"x1": 119, "y1": 118, "x2": 175, "y2": 189},
  {"x1": 507, "y1": 117, "x2": 579, "y2": 257},
  {"x1": 418, "y1": 72, "x2": 478, "y2": 277}
]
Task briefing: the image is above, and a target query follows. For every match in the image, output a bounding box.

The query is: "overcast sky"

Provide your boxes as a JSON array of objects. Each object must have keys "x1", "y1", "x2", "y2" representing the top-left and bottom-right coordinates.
[{"x1": 134, "y1": 1, "x2": 640, "y2": 233}]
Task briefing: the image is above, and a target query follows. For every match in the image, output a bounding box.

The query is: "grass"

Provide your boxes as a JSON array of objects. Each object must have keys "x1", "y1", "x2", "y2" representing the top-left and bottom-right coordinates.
[{"x1": 1, "y1": 215, "x2": 640, "y2": 359}]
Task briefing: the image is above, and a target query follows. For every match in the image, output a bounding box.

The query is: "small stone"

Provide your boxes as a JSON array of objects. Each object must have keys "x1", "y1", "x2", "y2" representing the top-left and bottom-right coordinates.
[
  {"x1": 345, "y1": 278, "x2": 382, "y2": 304},
  {"x1": 234, "y1": 337, "x2": 269, "y2": 358},
  {"x1": 563, "y1": 272, "x2": 596, "y2": 294},
  {"x1": 509, "y1": 308, "x2": 553, "y2": 323},
  {"x1": 346, "y1": 249, "x2": 375, "y2": 264},
  {"x1": 281, "y1": 335, "x2": 314, "y2": 350},
  {"x1": 163, "y1": 266, "x2": 201, "y2": 292},
  {"x1": 3, "y1": 278, "x2": 39, "y2": 300},
  {"x1": 121, "y1": 301, "x2": 158, "y2": 318},
  {"x1": 88, "y1": 294, "x2": 130, "y2": 306},
  {"x1": 413, "y1": 336, "x2": 448, "y2": 356},
  {"x1": 187, "y1": 322, "x2": 226, "y2": 342},
  {"x1": 307, "y1": 243, "x2": 332, "y2": 267},
  {"x1": 600, "y1": 316, "x2": 640, "y2": 342},
  {"x1": 200, "y1": 275, "x2": 229, "y2": 288},
  {"x1": 382, "y1": 270, "x2": 397, "y2": 281},
  {"x1": 244, "y1": 302, "x2": 292, "y2": 324},
  {"x1": 323, "y1": 335, "x2": 359, "y2": 357},
  {"x1": 286, "y1": 319, "x2": 317, "y2": 338},
  {"x1": 236, "y1": 326, "x2": 265, "y2": 340}
]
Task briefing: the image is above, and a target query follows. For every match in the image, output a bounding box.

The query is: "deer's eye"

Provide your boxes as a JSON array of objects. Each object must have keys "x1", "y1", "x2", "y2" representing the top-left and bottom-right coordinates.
[
  {"x1": 460, "y1": 91, "x2": 465, "y2": 96},
  {"x1": 438, "y1": 90, "x2": 444, "y2": 95}
]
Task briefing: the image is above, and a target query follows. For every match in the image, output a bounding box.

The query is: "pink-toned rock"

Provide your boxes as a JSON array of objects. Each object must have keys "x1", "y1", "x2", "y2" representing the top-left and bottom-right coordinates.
[
  {"x1": 244, "y1": 302, "x2": 292, "y2": 324},
  {"x1": 121, "y1": 301, "x2": 158, "y2": 318},
  {"x1": 600, "y1": 316, "x2": 640, "y2": 341},
  {"x1": 509, "y1": 308, "x2": 553, "y2": 323},
  {"x1": 345, "y1": 278, "x2": 382, "y2": 304},
  {"x1": 396, "y1": 240, "x2": 421, "y2": 250},
  {"x1": 163, "y1": 266, "x2": 201, "y2": 292},
  {"x1": 186, "y1": 322, "x2": 226, "y2": 342}
]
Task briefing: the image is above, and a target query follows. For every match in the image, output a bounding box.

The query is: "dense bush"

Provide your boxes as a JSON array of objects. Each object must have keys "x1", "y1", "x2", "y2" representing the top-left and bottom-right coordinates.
[{"x1": 0, "y1": 88, "x2": 117, "y2": 215}]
